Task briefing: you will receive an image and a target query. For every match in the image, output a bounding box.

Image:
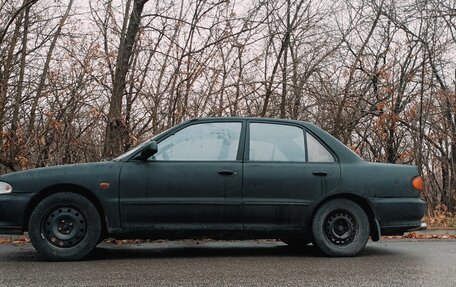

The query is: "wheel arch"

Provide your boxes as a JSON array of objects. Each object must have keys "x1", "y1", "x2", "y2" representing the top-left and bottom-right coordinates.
[
  {"x1": 308, "y1": 193, "x2": 381, "y2": 241},
  {"x1": 23, "y1": 184, "x2": 107, "y2": 236}
]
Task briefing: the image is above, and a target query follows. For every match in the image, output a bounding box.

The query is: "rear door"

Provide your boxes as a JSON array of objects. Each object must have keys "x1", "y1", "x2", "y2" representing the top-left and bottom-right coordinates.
[{"x1": 242, "y1": 121, "x2": 340, "y2": 230}]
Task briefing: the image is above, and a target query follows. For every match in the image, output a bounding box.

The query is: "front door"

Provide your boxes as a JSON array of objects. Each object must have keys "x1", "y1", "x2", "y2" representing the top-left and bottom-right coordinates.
[{"x1": 120, "y1": 120, "x2": 244, "y2": 230}]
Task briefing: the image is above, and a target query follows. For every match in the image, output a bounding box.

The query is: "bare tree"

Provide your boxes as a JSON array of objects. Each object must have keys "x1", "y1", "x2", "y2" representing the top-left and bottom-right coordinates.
[
  {"x1": 0, "y1": 0, "x2": 455, "y2": 212},
  {"x1": 103, "y1": 0, "x2": 149, "y2": 157}
]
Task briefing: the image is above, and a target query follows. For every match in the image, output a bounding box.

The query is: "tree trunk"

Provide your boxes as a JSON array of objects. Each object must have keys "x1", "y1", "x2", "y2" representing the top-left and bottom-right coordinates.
[
  {"x1": 103, "y1": 0, "x2": 149, "y2": 158},
  {"x1": 0, "y1": 0, "x2": 27, "y2": 141},
  {"x1": 332, "y1": 0, "x2": 383, "y2": 141},
  {"x1": 10, "y1": 0, "x2": 31, "y2": 170},
  {"x1": 280, "y1": 0, "x2": 291, "y2": 119},
  {"x1": 28, "y1": 0, "x2": 74, "y2": 133}
]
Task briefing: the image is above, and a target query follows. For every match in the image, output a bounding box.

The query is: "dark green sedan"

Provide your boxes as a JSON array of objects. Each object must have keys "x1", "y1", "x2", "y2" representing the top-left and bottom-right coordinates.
[{"x1": 0, "y1": 117, "x2": 426, "y2": 260}]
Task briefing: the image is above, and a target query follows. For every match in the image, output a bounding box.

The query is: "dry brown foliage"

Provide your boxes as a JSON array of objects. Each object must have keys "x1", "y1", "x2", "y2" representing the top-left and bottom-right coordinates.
[
  {"x1": 384, "y1": 232, "x2": 456, "y2": 240},
  {"x1": 0, "y1": 236, "x2": 30, "y2": 245},
  {"x1": 425, "y1": 204, "x2": 456, "y2": 227}
]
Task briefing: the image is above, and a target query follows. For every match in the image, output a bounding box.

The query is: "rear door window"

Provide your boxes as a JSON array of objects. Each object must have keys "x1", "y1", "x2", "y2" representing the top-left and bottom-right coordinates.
[{"x1": 249, "y1": 123, "x2": 306, "y2": 162}]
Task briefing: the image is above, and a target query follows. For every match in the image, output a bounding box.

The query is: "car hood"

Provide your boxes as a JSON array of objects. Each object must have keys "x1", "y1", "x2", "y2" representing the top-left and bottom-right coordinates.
[{"x1": 0, "y1": 161, "x2": 122, "y2": 194}]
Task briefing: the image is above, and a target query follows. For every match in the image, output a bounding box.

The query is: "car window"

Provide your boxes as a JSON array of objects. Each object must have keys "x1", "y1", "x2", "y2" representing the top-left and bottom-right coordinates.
[
  {"x1": 306, "y1": 132, "x2": 334, "y2": 162},
  {"x1": 249, "y1": 123, "x2": 306, "y2": 162},
  {"x1": 153, "y1": 122, "x2": 242, "y2": 161}
]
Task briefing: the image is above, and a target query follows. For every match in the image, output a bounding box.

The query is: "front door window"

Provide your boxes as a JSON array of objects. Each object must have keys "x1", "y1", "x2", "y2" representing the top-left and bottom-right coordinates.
[{"x1": 153, "y1": 122, "x2": 242, "y2": 161}]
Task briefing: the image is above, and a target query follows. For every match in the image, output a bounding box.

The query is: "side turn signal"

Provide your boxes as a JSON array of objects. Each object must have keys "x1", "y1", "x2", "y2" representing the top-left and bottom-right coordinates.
[{"x1": 99, "y1": 182, "x2": 110, "y2": 190}]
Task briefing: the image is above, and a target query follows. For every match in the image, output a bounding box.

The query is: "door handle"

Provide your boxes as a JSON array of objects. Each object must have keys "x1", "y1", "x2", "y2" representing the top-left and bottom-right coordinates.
[
  {"x1": 312, "y1": 170, "x2": 328, "y2": 177},
  {"x1": 217, "y1": 169, "x2": 237, "y2": 176}
]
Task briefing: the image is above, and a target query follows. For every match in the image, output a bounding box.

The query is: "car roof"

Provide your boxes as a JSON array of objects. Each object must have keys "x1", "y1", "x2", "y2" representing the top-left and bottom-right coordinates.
[
  {"x1": 189, "y1": 116, "x2": 310, "y2": 125},
  {"x1": 189, "y1": 117, "x2": 323, "y2": 135}
]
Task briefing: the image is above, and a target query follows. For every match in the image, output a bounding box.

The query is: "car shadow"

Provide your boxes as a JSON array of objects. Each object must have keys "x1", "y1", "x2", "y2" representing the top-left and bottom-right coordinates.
[
  {"x1": 84, "y1": 241, "x2": 395, "y2": 261},
  {"x1": 87, "y1": 243, "x2": 317, "y2": 260},
  {"x1": 0, "y1": 241, "x2": 398, "y2": 262}
]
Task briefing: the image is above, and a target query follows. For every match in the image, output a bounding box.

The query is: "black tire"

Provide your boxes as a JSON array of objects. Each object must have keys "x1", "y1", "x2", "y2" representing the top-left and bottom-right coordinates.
[
  {"x1": 312, "y1": 199, "x2": 369, "y2": 257},
  {"x1": 28, "y1": 192, "x2": 101, "y2": 261}
]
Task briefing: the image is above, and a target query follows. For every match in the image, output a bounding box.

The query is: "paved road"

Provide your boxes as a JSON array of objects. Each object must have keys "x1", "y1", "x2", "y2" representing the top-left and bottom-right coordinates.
[{"x1": 0, "y1": 240, "x2": 455, "y2": 287}]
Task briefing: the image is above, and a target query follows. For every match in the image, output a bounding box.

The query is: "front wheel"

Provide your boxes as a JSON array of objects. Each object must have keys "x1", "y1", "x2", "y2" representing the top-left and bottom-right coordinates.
[
  {"x1": 28, "y1": 192, "x2": 101, "y2": 261},
  {"x1": 312, "y1": 199, "x2": 369, "y2": 257}
]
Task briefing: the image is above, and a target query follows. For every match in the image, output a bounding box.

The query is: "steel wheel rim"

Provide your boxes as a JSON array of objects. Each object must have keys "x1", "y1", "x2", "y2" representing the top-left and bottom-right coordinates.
[
  {"x1": 324, "y1": 210, "x2": 357, "y2": 246},
  {"x1": 41, "y1": 206, "x2": 87, "y2": 248}
]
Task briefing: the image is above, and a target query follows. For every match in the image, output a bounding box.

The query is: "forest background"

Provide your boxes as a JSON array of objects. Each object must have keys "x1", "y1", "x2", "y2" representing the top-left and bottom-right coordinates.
[{"x1": 1, "y1": 0, "x2": 455, "y2": 220}]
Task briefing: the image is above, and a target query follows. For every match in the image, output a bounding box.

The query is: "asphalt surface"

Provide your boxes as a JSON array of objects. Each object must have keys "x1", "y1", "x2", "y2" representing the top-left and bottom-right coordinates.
[{"x1": 0, "y1": 240, "x2": 455, "y2": 287}]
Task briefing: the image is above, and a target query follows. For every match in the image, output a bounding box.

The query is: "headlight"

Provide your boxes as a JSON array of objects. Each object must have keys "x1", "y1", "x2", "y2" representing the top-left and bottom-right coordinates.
[{"x1": 0, "y1": 181, "x2": 13, "y2": 194}]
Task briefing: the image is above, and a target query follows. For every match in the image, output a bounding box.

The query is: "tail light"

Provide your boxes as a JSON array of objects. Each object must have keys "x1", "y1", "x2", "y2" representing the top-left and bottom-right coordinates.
[{"x1": 412, "y1": 176, "x2": 423, "y2": 191}]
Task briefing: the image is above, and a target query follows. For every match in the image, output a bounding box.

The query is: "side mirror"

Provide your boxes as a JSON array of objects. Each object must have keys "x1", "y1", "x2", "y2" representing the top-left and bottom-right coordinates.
[{"x1": 139, "y1": 141, "x2": 158, "y2": 160}]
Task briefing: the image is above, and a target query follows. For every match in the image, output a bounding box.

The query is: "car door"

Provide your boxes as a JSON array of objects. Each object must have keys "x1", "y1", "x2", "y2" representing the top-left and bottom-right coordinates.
[
  {"x1": 242, "y1": 121, "x2": 340, "y2": 230},
  {"x1": 119, "y1": 120, "x2": 245, "y2": 230}
]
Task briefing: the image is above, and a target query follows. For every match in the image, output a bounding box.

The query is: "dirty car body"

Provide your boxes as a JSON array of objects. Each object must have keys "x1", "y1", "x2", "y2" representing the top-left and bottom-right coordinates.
[{"x1": 0, "y1": 117, "x2": 426, "y2": 260}]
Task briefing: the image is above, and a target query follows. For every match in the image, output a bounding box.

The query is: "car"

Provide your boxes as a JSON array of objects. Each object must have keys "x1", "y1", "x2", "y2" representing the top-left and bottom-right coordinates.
[{"x1": 0, "y1": 117, "x2": 426, "y2": 260}]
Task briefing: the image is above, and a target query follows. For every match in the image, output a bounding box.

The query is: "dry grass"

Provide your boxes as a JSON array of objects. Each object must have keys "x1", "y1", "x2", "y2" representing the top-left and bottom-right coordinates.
[
  {"x1": 424, "y1": 204, "x2": 456, "y2": 228},
  {"x1": 384, "y1": 232, "x2": 456, "y2": 239}
]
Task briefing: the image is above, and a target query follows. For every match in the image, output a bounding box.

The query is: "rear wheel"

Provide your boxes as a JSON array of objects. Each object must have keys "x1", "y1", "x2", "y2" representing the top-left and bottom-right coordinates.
[
  {"x1": 312, "y1": 199, "x2": 369, "y2": 257},
  {"x1": 28, "y1": 192, "x2": 101, "y2": 261}
]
